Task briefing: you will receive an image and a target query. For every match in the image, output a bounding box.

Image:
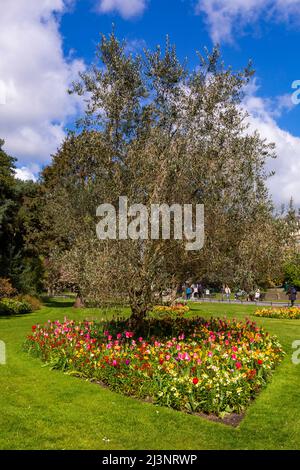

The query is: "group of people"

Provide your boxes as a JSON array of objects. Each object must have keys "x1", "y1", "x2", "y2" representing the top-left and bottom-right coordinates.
[
  {"x1": 184, "y1": 283, "x2": 204, "y2": 300},
  {"x1": 223, "y1": 286, "x2": 261, "y2": 302},
  {"x1": 184, "y1": 282, "x2": 298, "y2": 306}
]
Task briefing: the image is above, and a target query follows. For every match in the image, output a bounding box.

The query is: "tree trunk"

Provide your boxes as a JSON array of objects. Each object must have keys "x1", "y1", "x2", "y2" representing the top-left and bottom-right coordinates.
[
  {"x1": 74, "y1": 296, "x2": 85, "y2": 308},
  {"x1": 127, "y1": 286, "x2": 151, "y2": 328},
  {"x1": 128, "y1": 304, "x2": 148, "y2": 329}
]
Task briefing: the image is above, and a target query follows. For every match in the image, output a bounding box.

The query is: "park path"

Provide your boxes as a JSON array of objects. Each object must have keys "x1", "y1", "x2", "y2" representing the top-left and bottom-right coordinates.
[{"x1": 191, "y1": 298, "x2": 299, "y2": 307}]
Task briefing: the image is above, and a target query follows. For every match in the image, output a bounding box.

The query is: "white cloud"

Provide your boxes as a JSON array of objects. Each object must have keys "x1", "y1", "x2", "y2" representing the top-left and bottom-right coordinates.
[
  {"x1": 0, "y1": 0, "x2": 85, "y2": 177},
  {"x1": 196, "y1": 0, "x2": 300, "y2": 43},
  {"x1": 125, "y1": 38, "x2": 147, "y2": 54},
  {"x1": 97, "y1": 0, "x2": 148, "y2": 19},
  {"x1": 15, "y1": 166, "x2": 39, "y2": 182},
  {"x1": 243, "y1": 81, "x2": 300, "y2": 206},
  {"x1": 271, "y1": 94, "x2": 296, "y2": 118}
]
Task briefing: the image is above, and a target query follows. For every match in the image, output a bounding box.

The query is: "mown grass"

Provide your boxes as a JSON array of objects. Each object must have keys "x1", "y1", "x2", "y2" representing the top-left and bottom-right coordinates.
[{"x1": 0, "y1": 298, "x2": 299, "y2": 450}]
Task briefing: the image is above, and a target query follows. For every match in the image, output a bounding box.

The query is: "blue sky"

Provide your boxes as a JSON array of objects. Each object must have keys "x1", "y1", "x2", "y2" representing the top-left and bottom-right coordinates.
[{"x1": 0, "y1": 0, "x2": 300, "y2": 205}]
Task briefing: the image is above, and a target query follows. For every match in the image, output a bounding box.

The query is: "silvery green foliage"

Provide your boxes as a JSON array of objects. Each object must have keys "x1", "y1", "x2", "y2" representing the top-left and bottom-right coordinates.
[{"x1": 42, "y1": 33, "x2": 287, "y2": 316}]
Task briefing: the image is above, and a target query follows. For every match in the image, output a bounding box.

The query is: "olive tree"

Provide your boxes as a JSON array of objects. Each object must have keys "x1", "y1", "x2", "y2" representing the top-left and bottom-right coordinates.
[{"x1": 42, "y1": 33, "x2": 284, "y2": 320}]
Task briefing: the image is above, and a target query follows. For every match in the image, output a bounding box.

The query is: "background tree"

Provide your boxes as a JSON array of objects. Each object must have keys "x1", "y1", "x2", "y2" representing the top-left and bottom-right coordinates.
[
  {"x1": 283, "y1": 255, "x2": 300, "y2": 289},
  {"x1": 0, "y1": 139, "x2": 16, "y2": 277},
  {"x1": 0, "y1": 139, "x2": 44, "y2": 294}
]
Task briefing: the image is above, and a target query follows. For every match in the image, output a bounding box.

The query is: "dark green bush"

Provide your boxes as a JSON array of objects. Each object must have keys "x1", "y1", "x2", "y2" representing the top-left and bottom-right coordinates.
[{"x1": 0, "y1": 298, "x2": 32, "y2": 316}]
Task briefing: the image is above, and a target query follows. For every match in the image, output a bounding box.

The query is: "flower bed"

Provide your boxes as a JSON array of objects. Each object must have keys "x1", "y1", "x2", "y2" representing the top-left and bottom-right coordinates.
[
  {"x1": 24, "y1": 316, "x2": 284, "y2": 416},
  {"x1": 152, "y1": 304, "x2": 190, "y2": 316},
  {"x1": 255, "y1": 307, "x2": 300, "y2": 320}
]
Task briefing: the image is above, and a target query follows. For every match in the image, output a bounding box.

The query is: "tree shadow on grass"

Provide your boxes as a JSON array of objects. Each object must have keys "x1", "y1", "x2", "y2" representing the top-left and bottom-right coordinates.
[
  {"x1": 0, "y1": 311, "x2": 33, "y2": 319},
  {"x1": 41, "y1": 297, "x2": 75, "y2": 309}
]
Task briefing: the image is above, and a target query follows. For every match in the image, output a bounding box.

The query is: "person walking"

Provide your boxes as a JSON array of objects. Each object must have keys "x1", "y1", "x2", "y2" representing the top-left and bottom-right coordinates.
[
  {"x1": 186, "y1": 285, "x2": 192, "y2": 300},
  {"x1": 254, "y1": 288, "x2": 261, "y2": 302},
  {"x1": 221, "y1": 284, "x2": 225, "y2": 301},
  {"x1": 287, "y1": 286, "x2": 297, "y2": 307},
  {"x1": 192, "y1": 283, "x2": 198, "y2": 299},
  {"x1": 225, "y1": 285, "x2": 231, "y2": 300},
  {"x1": 197, "y1": 282, "x2": 203, "y2": 298}
]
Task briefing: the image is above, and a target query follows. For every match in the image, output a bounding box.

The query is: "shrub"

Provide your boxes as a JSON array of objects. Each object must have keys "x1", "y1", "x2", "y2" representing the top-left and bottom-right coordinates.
[
  {"x1": 16, "y1": 295, "x2": 42, "y2": 311},
  {"x1": 0, "y1": 278, "x2": 16, "y2": 299},
  {"x1": 283, "y1": 255, "x2": 300, "y2": 289},
  {"x1": 0, "y1": 298, "x2": 32, "y2": 316}
]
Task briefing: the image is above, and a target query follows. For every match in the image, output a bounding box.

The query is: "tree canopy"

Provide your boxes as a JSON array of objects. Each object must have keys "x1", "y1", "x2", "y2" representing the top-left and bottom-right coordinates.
[{"x1": 38, "y1": 33, "x2": 290, "y2": 318}]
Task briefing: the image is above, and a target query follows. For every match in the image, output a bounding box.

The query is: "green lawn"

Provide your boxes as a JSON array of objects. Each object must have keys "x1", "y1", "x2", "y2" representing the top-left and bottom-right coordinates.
[{"x1": 0, "y1": 299, "x2": 299, "y2": 450}]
